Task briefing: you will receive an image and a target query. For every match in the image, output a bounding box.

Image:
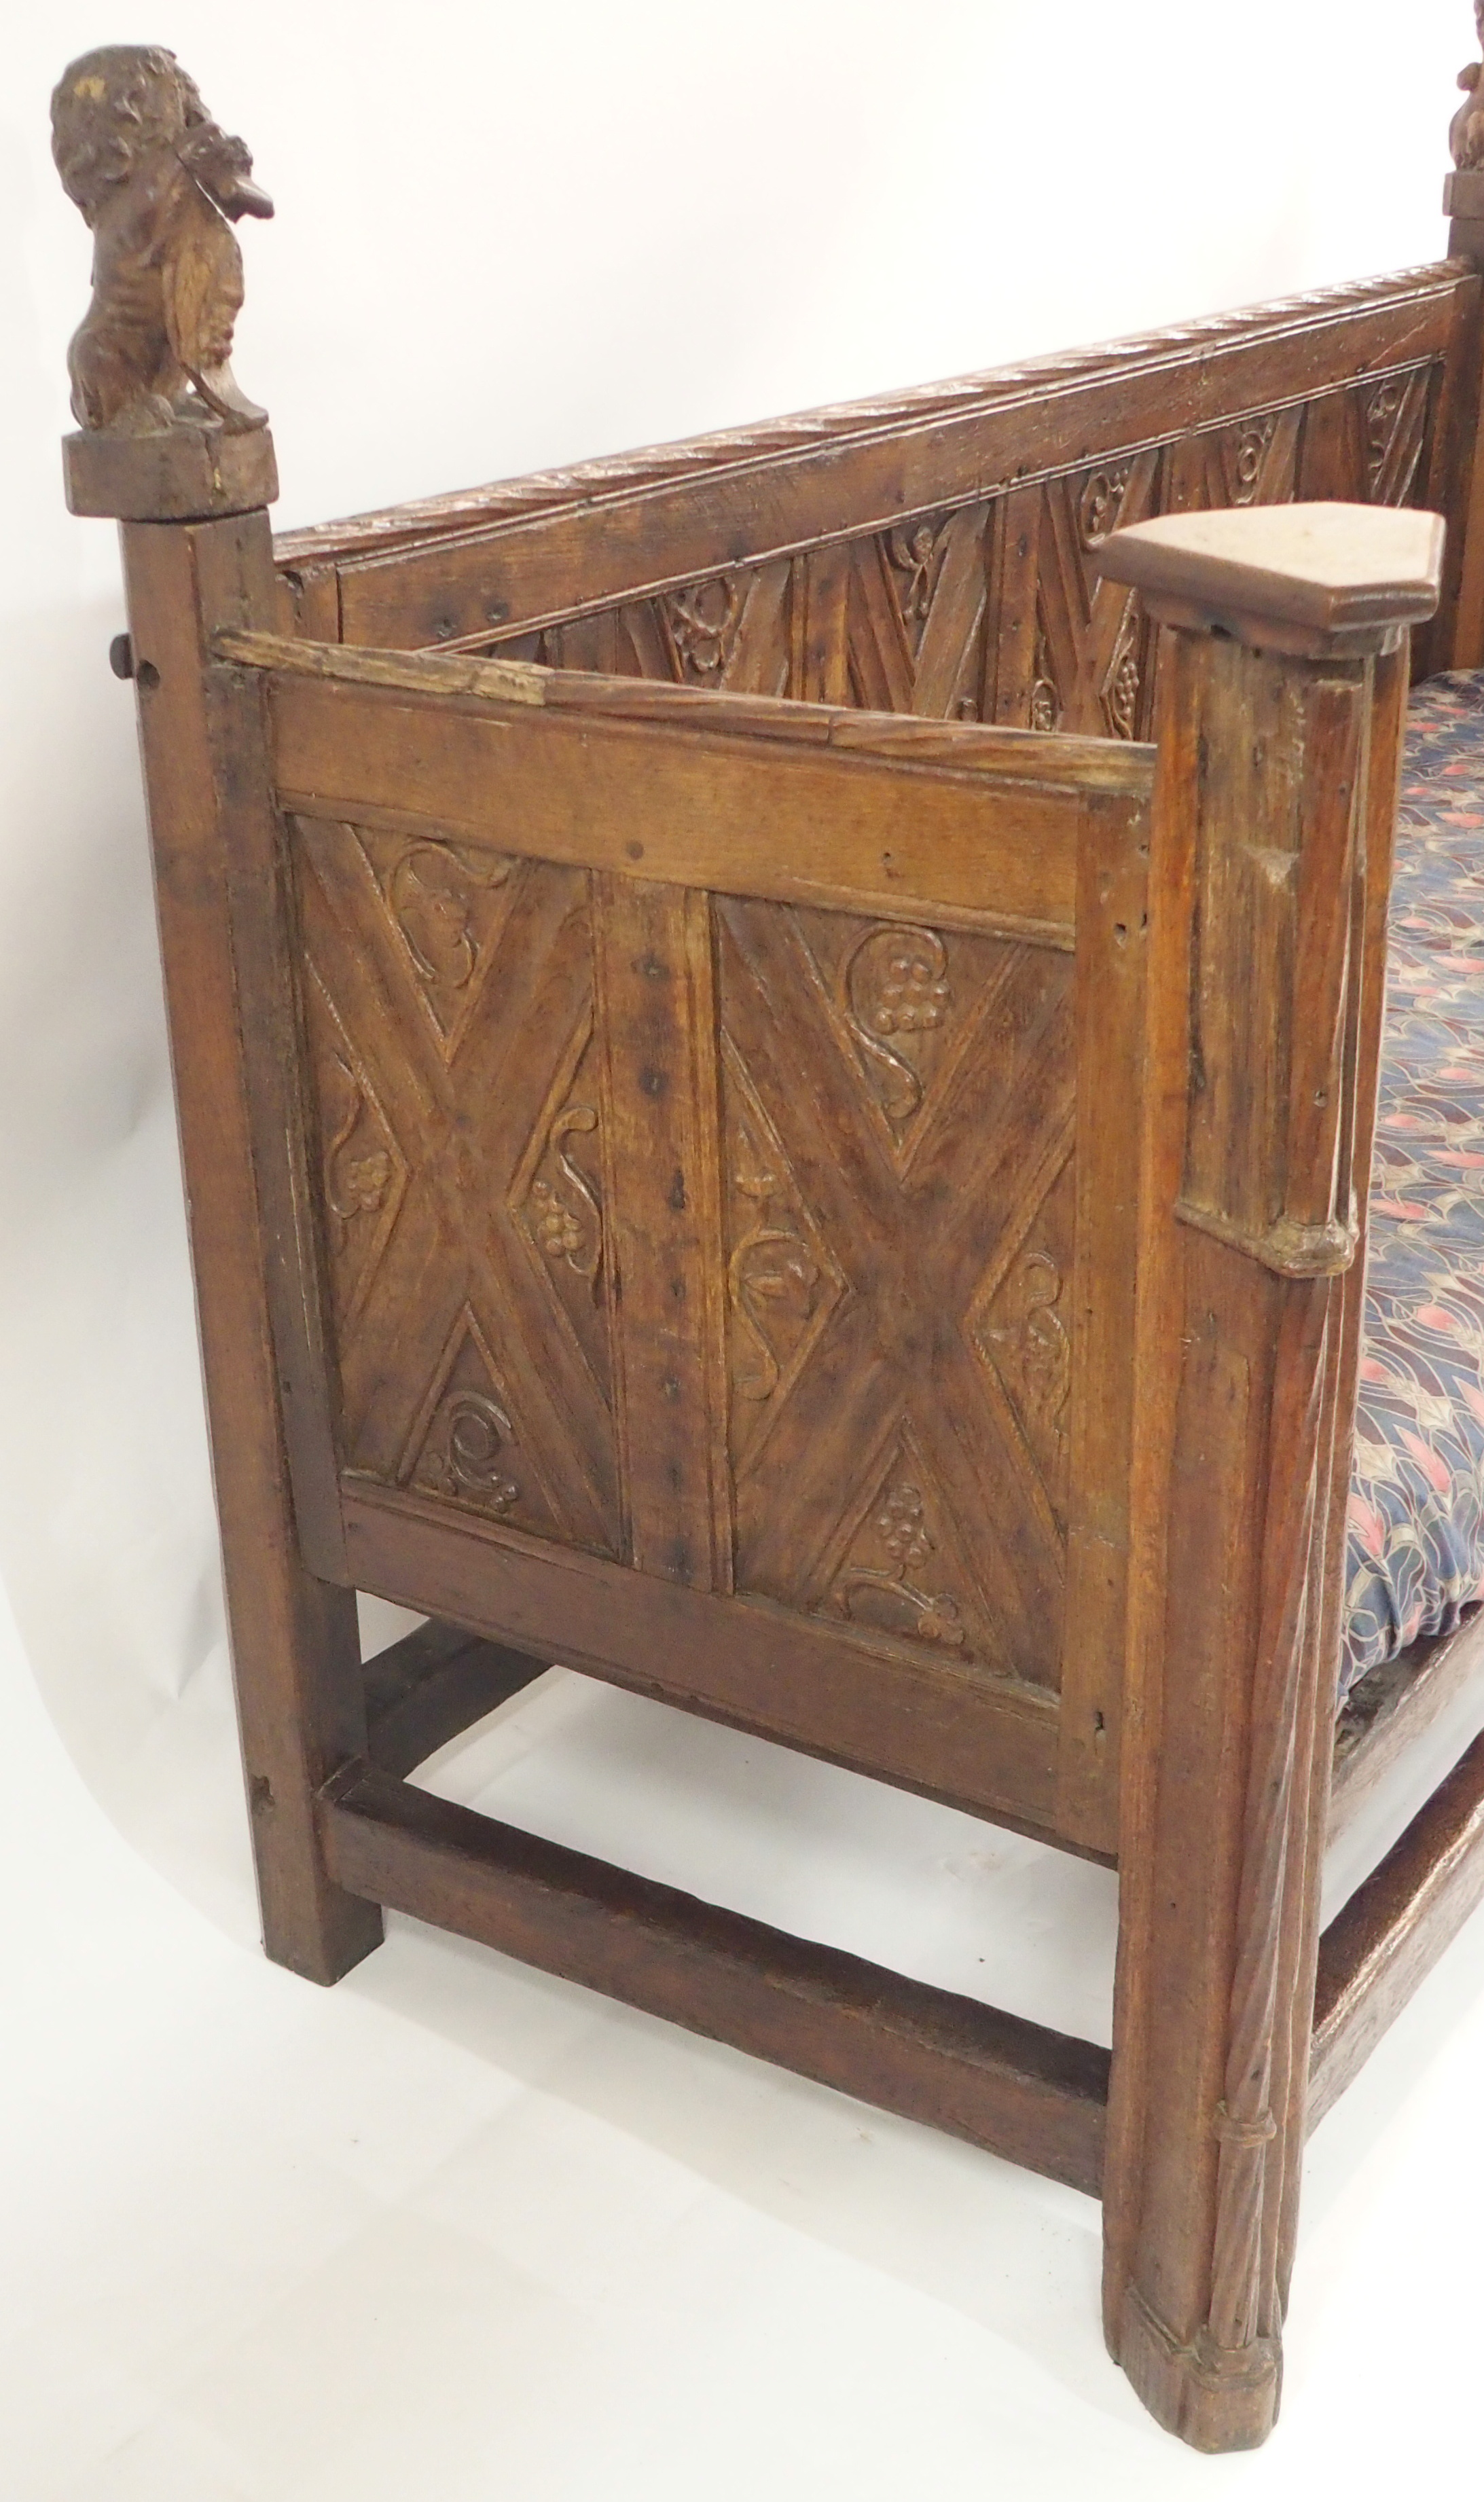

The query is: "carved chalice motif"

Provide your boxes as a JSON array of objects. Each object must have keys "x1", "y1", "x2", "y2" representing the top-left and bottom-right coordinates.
[{"x1": 52, "y1": 45, "x2": 274, "y2": 435}]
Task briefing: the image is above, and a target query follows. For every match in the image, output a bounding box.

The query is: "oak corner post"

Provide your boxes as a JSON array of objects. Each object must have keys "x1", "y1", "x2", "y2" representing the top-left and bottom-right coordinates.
[
  {"x1": 120, "y1": 491, "x2": 382, "y2": 1987},
  {"x1": 1093, "y1": 506, "x2": 1441, "y2": 2450}
]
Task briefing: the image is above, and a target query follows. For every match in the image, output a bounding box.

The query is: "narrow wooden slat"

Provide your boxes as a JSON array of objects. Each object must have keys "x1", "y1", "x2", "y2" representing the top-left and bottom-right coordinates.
[
  {"x1": 1309, "y1": 1730, "x2": 1484, "y2": 2132},
  {"x1": 319, "y1": 1762, "x2": 1110, "y2": 2195},
  {"x1": 213, "y1": 626, "x2": 1157, "y2": 799},
  {"x1": 363, "y1": 1618, "x2": 553, "y2": 1779},
  {"x1": 1328, "y1": 1611, "x2": 1484, "y2": 1843}
]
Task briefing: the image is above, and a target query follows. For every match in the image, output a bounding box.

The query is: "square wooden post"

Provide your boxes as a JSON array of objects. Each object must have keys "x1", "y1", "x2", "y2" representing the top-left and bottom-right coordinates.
[
  {"x1": 1093, "y1": 505, "x2": 1443, "y2": 2449},
  {"x1": 70, "y1": 428, "x2": 383, "y2": 1986}
]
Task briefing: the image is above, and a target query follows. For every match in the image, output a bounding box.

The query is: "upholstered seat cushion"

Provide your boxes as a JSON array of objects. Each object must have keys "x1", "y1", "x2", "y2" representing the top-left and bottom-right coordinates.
[{"x1": 1345, "y1": 672, "x2": 1484, "y2": 1691}]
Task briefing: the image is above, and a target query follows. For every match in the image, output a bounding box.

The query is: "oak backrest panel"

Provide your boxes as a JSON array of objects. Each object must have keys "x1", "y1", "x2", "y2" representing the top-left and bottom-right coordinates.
[
  {"x1": 237, "y1": 639, "x2": 1147, "y2": 1849},
  {"x1": 274, "y1": 265, "x2": 1481, "y2": 717}
]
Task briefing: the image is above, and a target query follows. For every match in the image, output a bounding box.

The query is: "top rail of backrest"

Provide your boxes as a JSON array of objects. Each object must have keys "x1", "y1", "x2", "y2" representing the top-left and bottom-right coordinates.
[{"x1": 272, "y1": 261, "x2": 1479, "y2": 662}]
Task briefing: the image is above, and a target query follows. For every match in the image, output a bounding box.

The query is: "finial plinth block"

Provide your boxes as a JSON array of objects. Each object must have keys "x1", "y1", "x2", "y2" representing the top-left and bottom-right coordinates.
[{"x1": 62, "y1": 422, "x2": 278, "y2": 522}]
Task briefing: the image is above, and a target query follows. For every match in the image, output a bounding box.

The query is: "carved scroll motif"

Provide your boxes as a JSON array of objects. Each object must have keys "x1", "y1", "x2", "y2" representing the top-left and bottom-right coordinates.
[
  {"x1": 51, "y1": 46, "x2": 274, "y2": 435},
  {"x1": 831, "y1": 1470, "x2": 967, "y2": 1650},
  {"x1": 415, "y1": 1392, "x2": 521, "y2": 1515},
  {"x1": 839, "y1": 924, "x2": 952, "y2": 1132}
]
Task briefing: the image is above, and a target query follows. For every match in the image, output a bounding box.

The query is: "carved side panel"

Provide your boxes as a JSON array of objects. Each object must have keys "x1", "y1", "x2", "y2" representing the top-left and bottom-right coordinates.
[
  {"x1": 293, "y1": 817, "x2": 622, "y2": 1557},
  {"x1": 716, "y1": 896, "x2": 1076, "y2": 1689}
]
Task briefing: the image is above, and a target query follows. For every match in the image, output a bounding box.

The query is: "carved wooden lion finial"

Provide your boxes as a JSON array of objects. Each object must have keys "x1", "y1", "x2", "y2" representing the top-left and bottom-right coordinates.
[
  {"x1": 52, "y1": 45, "x2": 272, "y2": 436},
  {"x1": 1453, "y1": 2, "x2": 1484, "y2": 168}
]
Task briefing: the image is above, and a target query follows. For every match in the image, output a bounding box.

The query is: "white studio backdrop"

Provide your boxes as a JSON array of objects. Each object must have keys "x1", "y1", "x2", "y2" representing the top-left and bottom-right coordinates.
[{"x1": 4, "y1": 7, "x2": 1484, "y2": 2496}]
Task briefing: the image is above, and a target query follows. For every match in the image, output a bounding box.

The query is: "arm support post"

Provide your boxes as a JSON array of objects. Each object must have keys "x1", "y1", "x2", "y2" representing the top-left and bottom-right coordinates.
[{"x1": 1093, "y1": 504, "x2": 1441, "y2": 2449}]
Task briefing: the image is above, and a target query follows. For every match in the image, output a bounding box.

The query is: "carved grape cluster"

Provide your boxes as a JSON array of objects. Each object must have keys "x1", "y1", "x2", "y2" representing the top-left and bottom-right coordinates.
[
  {"x1": 868, "y1": 949, "x2": 950, "y2": 1038},
  {"x1": 339, "y1": 1150, "x2": 391, "y2": 1215},
  {"x1": 530, "y1": 1178, "x2": 585, "y2": 1263},
  {"x1": 876, "y1": 1481, "x2": 933, "y2": 1571}
]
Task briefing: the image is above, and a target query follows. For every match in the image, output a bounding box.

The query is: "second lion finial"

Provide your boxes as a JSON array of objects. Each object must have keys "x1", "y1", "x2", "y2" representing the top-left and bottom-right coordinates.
[{"x1": 52, "y1": 45, "x2": 273, "y2": 437}]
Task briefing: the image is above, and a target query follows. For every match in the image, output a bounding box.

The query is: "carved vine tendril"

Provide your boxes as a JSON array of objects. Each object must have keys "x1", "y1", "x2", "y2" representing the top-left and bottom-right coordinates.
[
  {"x1": 324, "y1": 1052, "x2": 391, "y2": 1246},
  {"x1": 834, "y1": 1480, "x2": 966, "y2": 1648},
  {"x1": 985, "y1": 1249, "x2": 1072, "y2": 1468},
  {"x1": 529, "y1": 1104, "x2": 603, "y2": 1288},
  {"x1": 841, "y1": 926, "x2": 952, "y2": 1127},
  {"x1": 387, "y1": 841, "x2": 511, "y2": 992}
]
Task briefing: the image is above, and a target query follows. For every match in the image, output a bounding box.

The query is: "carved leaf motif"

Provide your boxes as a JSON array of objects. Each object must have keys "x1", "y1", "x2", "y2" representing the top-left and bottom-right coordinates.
[
  {"x1": 884, "y1": 518, "x2": 953, "y2": 657},
  {"x1": 839, "y1": 924, "x2": 952, "y2": 1134},
  {"x1": 969, "y1": 1144, "x2": 1077, "y2": 1532},
  {"x1": 324, "y1": 1052, "x2": 392, "y2": 1232}
]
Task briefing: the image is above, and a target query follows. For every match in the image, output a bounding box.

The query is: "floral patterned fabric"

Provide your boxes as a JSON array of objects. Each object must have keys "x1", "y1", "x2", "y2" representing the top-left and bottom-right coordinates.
[{"x1": 1345, "y1": 671, "x2": 1484, "y2": 1694}]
